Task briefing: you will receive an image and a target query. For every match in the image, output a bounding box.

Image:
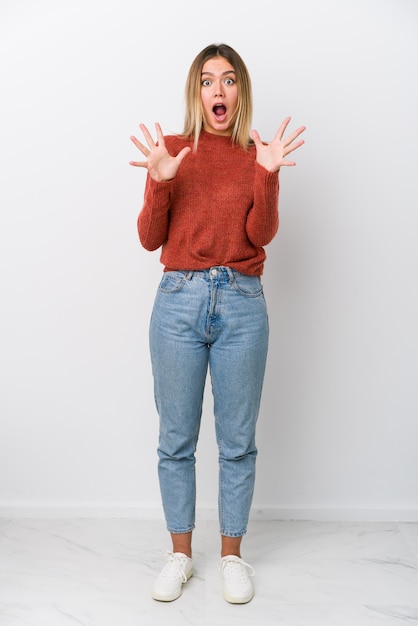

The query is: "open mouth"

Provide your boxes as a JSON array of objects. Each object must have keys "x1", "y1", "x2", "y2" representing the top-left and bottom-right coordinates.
[{"x1": 213, "y1": 103, "x2": 227, "y2": 120}]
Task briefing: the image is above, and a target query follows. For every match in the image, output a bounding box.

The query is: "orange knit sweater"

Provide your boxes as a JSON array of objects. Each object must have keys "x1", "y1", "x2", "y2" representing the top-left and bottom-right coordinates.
[{"x1": 137, "y1": 130, "x2": 279, "y2": 275}]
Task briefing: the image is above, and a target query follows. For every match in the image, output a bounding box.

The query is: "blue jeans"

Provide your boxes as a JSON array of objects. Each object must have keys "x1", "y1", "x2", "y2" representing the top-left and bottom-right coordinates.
[{"x1": 149, "y1": 267, "x2": 269, "y2": 537}]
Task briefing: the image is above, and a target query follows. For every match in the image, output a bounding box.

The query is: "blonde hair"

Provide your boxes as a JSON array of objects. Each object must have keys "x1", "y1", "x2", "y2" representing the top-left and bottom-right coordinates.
[{"x1": 183, "y1": 43, "x2": 253, "y2": 150}]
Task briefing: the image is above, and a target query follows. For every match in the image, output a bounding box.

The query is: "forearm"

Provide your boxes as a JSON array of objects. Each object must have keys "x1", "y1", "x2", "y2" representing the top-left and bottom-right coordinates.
[
  {"x1": 137, "y1": 175, "x2": 173, "y2": 251},
  {"x1": 245, "y1": 163, "x2": 279, "y2": 247}
]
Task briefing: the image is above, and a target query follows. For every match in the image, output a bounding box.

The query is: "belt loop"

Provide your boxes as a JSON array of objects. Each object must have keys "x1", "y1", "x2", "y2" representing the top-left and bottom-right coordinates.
[
  {"x1": 226, "y1": 267, "x2": 235, "y2": 282},
  {"x1": 185, "y1": 271, "x2": 194, "y2": 280}
]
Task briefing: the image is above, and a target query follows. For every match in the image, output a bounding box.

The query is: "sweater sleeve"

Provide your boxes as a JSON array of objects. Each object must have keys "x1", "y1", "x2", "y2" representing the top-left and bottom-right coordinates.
[
  {"x1": 137, "y1": 174, "x2": 174, "y2": 251},
  {"x1": 245, "y1": 162, "x2": 279, "y2": 247}
]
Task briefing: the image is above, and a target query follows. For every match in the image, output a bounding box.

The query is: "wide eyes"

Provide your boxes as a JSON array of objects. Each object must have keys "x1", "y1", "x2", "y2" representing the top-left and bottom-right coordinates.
[{"x1": 201, "y1": 77, "x2": 236, "y2": 87}]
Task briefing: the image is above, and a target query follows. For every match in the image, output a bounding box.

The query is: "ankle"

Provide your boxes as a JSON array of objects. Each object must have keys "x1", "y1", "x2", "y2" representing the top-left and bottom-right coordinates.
[
  {"x1": 171, "y1": 532, "x2": 192, "y2": 558},
  {"x1": 221, "y1": 535, "x2": 242, "y2": 559}
]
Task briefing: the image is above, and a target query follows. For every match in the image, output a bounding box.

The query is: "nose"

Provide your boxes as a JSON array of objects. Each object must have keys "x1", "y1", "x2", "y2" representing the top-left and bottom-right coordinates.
[{"x1": 213, "y1": 79, "x2": 225, "y2": 98}]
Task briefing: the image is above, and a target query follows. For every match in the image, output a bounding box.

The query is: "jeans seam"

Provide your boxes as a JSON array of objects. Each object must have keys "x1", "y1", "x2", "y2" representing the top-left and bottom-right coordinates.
[{"x1": 218, "y1": 429, "x2": 224, "y2": 533}]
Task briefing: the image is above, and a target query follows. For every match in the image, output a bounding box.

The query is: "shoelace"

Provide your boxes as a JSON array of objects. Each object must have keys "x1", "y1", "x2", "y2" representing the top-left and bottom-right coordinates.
[
  {"x1": 221, "y1": 557, "x2": 255, "y2": 581},
  {"x1": 160, "y1": 551, "x2": 189, "y2": 583}
]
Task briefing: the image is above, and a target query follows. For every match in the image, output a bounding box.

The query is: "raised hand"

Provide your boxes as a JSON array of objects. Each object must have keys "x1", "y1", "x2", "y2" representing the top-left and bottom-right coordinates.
[
  {"x1": 251, "y1": 117, "x2": 306, "y2": 172},
  {"x1": 129, "y1": 122, "x2": 191, "y2": 182}
]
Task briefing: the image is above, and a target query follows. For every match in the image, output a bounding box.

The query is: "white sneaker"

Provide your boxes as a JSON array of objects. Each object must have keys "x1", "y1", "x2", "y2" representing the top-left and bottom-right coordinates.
[
  {"x1": 220, "y1": 555, "x2": 255, "y2": 604},
  {"x1": 152, "y1": 552, "x2": 193, "y2": 602}
]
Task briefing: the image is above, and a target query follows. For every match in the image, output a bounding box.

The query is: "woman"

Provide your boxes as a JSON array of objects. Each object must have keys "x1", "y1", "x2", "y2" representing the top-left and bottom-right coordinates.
[{"x1": 130, "y1": 43, "x2": 305, "y2": 604}]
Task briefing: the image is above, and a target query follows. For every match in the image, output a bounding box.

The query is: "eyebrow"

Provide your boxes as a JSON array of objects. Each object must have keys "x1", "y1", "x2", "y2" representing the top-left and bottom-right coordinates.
[{"x1": 201, "y1": 70, "x2": 236, "y2": 76}]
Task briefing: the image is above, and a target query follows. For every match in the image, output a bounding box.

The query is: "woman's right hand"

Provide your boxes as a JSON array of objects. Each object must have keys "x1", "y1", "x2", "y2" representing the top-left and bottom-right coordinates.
[{"x1": 129, "y1": 122, "x2": 191, "y2": 182}]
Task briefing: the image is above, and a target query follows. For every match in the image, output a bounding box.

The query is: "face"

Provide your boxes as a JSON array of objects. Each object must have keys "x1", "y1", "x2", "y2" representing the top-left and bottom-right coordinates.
[{"x1": 200, "y1": 56, "x2": 239, "y2": 136}]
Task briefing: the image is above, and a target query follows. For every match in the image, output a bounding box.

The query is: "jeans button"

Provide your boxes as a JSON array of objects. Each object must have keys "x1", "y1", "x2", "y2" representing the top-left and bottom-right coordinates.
[{"x1": 211, "y1": 268, "x2": 217, "y2": 276}]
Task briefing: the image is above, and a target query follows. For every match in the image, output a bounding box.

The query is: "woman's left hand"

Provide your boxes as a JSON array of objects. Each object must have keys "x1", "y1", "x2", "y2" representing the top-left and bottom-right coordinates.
[{"x1": 251, "y1": 117, "x2": 306, "y2": 172}]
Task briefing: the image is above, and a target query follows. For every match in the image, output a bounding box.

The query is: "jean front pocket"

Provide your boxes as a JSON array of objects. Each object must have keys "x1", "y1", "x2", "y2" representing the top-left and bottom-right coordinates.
[
  {"x1": 231, "y1": 272, "x2": 264, "y2": 298},
  {"x1": 158, "y1": 271, "x2": 188, "y2": 294}
]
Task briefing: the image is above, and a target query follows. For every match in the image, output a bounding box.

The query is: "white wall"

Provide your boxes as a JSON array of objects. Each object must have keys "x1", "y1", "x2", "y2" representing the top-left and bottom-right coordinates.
[{"x1": 1, "y1": 0, "x2": 417, "y2": 520}]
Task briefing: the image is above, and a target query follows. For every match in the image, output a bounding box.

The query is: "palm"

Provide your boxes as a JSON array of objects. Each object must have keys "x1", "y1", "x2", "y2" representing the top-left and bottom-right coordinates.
[
  {"x1": 251, "y1": 117, "x2": 306, "y2": 172},
  {"x1": 129, "y1": 123, "x2": 191, "y2": 182},
  {"x1": 146, "y1": 143, "x2": 181, "y2": 181}
]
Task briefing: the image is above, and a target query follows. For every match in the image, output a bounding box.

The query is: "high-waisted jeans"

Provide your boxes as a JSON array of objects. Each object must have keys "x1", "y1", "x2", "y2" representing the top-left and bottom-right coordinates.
[{"x1": 149, "y1": 266, "x2": 269, "y2": 537}]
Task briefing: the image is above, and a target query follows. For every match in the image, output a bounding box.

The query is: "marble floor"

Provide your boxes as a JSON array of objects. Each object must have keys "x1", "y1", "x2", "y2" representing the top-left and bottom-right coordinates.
[{"x1": 0, "y1": 518, "x2": 418, "y2": 625}]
